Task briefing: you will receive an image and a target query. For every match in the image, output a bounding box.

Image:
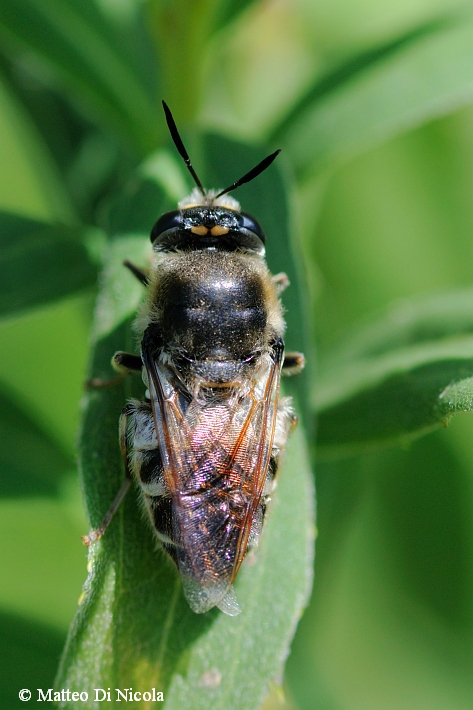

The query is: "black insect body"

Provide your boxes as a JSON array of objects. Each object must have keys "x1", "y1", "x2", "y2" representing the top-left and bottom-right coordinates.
[{"x1": 84, "y1": 102, "x2": 304, "y2": 616}]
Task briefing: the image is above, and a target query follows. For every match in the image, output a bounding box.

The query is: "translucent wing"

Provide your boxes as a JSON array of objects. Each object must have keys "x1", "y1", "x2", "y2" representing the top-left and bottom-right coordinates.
[{"x1": 142, "y1": 341, "x2": 283, "y2": 615}]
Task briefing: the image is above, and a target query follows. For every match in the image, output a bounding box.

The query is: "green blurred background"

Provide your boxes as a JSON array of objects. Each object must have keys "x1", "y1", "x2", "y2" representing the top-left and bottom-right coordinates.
[{"x1": 2, "y1": 0, "x2": 473, "y2": 707}]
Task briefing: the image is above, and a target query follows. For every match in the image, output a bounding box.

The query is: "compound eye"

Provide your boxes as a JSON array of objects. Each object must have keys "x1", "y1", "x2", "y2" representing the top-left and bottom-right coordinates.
[
  {"x1": 238, "y1": 212, "x2": 265, "y2": 243},
  {"x1": 150, "y1": 210, "x2": 182, "y2": 242}
]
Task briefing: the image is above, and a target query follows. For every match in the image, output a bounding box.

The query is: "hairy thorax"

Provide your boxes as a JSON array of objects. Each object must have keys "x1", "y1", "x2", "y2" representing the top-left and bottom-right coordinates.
[{"x1": 136, "y1": 250, "x2": 284, "y2": 389}]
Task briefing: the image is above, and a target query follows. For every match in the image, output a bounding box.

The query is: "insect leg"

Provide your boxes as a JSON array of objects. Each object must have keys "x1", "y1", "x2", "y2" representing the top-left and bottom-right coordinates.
[
  {"x1": 123, "y1": 259, "x2": 149, "y2": 285},
  {"x1": 282, "y1": 351, "x2": 305, "y2": 376},
  {"x1": 86, "y1": 351, "x2": 142, "y2": 389},
  {"x1": 82, "y1": 405, "x2": 133, "y2": 545},
  {"x1": 112, "y1": 351, "x2": 142, "y2": 372},
  {"x1": 272, "y1": 272, "x2": 289, "y2": 294}
]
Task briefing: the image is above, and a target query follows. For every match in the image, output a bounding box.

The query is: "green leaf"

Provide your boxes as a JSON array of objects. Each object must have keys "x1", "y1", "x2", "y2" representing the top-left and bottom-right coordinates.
[
  {"x1": 103, "y1": 154, "x2": 176, "y2": 236},
  {"x1": 0, "y1": 212, "x2": 98, "y2": 317},
  {"x1": 215, "y1": 0, "x2": 257, "y2": 28},
  {"x1": 56, "y1": 144, "x2": 314, "y2": 707},
  {"x1": 0, "y1": 0, "x2": 160, "y2": 154},
  {"x1": 0, "y1": 72, "x2": 75, "y2": 222},
  {"x1": 0, "y1": 611, "x2": 65, "y2": 708},
  {"x1": 0, "y1": 496, "x2": 87, "y2": 630},
  {"x1": 0, "y1": 387, "x2": 74, "y2": 497},
  {"x1": 316, "y1": 290, "x2": 473, "y2": 456},
  {"x1": 275, "y1": 15, "x2": 473, "y2": 178},
  {"x1": 321, "y1": 288, "x2": 473, "y2": 367}
]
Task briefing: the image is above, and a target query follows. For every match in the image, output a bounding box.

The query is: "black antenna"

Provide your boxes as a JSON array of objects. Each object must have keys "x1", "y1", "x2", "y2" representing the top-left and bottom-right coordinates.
[
  {"x1": 215, "y1": 149, "x2": 281, "y2": 198},
  {"x1": 162, "y1": 100, "x2": 205, "y2": 196}
]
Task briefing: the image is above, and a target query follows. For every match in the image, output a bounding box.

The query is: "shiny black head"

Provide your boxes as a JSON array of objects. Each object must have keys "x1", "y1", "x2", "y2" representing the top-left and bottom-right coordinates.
[
  {"x1": 156, "y1": 101, "x2": 280, "y2": 253},
  {"x1": 151, "y1": 206, "x2": 265, "y2": 253}
]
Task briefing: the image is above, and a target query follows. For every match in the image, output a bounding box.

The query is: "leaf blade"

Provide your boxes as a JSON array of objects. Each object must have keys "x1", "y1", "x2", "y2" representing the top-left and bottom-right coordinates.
[
  {"x1": 276, "y1": 15, "x2": 473, "y2": 178},
  {"x1": 56, "y1": 145, "x2": 315, "y2": 707},
  {"x1": 317, "y1": 290, "x2": 473, "y2": 456},
  {"x1": 0, "y1": 212, "x2": 98, "y2": 317},
  {"x1": 0, "y1": 387, "x2": 73, "y2": 497},
  {"x1": 0, "y1": 0, "x2": 160, "y2": 153}
]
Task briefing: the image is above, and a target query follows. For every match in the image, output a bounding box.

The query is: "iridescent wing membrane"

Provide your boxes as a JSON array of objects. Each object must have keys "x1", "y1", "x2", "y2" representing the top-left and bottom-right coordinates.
[{"x1": 142, "y1": 342, "x2": 283, "y2": 614}]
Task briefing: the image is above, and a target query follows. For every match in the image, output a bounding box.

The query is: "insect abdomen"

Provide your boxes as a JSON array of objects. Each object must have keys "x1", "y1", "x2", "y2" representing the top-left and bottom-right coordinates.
[{"x1": 124, "y1": 401, "x2": 176, "y2": 555}]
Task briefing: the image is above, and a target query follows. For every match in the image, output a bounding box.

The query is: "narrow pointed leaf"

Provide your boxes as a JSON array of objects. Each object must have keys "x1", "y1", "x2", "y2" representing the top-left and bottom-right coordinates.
[
  {"x1": 0, "y1": 611, "x2": 65, "y2": 707},
  {"x1": 0, "y1": 388, "x2": 73, "y2": 497},
  {"x1": 0, "y1": 0, "x2": 160, "y2": 153},
  {"x1": 276, "y1": 15, "x2": 473, "y2": 177},
  {"x1": 215, "y1": 0, "x2": 258, "y2": 28},
  {"x1": 0, "y1": 212, "x2": 98, "y2": 317},
  {"x1": 321, "y1": 288, "x2": 473, "y2": 368},
  {"x1": 56, "y1": 143, "x2": 314, "y2": 708},
  {"x1": 317, "y1": 290, "x2": 473, "y2": 456},
  {"x1": 0, "y1": 73, "x2": 75, "y2": 222}
]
